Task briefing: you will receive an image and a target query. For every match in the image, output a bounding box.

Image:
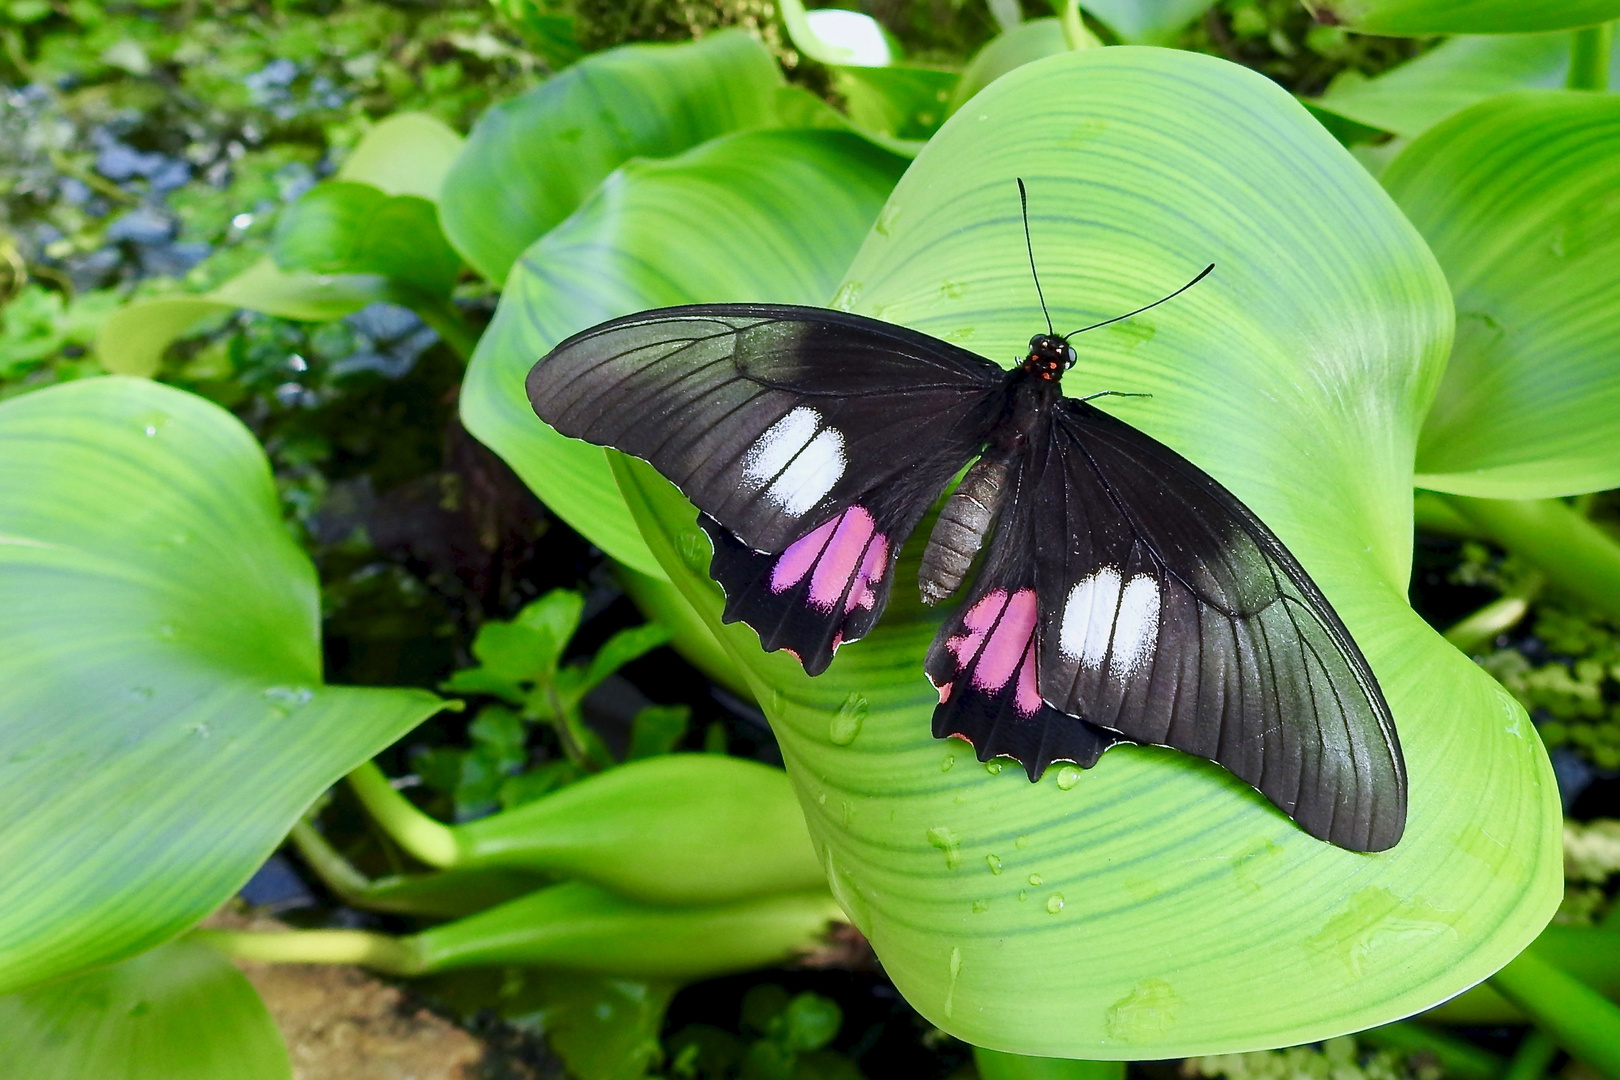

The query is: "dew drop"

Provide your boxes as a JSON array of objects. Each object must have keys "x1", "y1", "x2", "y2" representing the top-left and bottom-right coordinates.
[
  {"x1": 985, "y1": 853, "x2": 1002, "y2": 875},
  {"x1": 1056, "y1": 764, "x2": 1082, "y2": 790},
  {"x1": 152, "y1": 623, "x2": 177, "y2": 641},
  {"x1": 984, "y1": 759, "x2": 1003, "y2": 775},
  {"x1": 829, "y1": 693, "x2": 867, "y2": 746},
  {"x1": 1028, "y1": 873, "x2": 1043, "y2": 886},
  {"x1": 1018, "y1": 890, "x2": 1027, "y2": 902},
  {"x1": 190, "y1": 722, "x2": 211, "y2": 738},
  {"x1": 830, "y1": 281, "x2": 864, "y2": 311},
  {"x1": 972, "y1": 899, "x2": 989, "y2": 913},
  {"x1": 676, "y1": 531, "x2": 710, "y2": 573},
  {"x1": 262, "y1": 686, "x2": 313, "y2": 709},
  {"x1": 126, "y1": 686, "x2": 155, "y2": 702},
  {"x1": 941, "y1": 754, "x2": 955, "y2": 772},
  {"x1": 1047, "y1": 892, "x2": 1065, "y2": 914},
  {"x1": 770, "y1": 689, "x2": 785, "y2": 714},
  {"x1": 927, "y1": 827, "x2": 962, "y2": 870},
  {"x1": 1015, "y1": 834, "x2": 1030, "y2": 849}
]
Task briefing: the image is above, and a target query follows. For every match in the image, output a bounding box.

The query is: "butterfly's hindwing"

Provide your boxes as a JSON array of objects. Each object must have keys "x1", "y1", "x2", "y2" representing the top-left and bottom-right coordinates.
[
  {"x1": 1030, "y1": 400, "x2": 1406, "y2": 852},
  {"x1": 925, "y1": 453, "x2": 1119, "y2": 777},
  {"x1": 526, "y1": 304, "x2": 1005, "y2": 554}
]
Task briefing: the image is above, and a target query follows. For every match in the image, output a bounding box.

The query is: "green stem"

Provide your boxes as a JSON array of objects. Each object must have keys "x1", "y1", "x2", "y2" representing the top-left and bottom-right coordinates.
[
  {"x1": 346, "y1": 760, "x2": 462, "y2": 868},
  {"x1": 974, "y1": 1048, "x2": 1124, "y2": 1080},
  {"x1": 1052, "y1": 0, "x2": 1100, "y2": 49},
  {"x1": 1568, "y1": 23, "x2": 1614, "y2": 91},
  {"x1": 1361, "y1": 1020, "x2": 1504, "y2": 1080},
  {"x1": 287, "y1": 818, "x2": 377, "y2": 904},
  {"x1": 1504, "y1": 1031, "x2": 1559, "y2": 1080},
  {"x1": 1491, "y1": 945, "x2": 1620, "y2": 1079},
  {"x1": 1414, "y1": 490, "x2": 1481, "y2": 538},
  {"x1": 192, "y1": 927, "x2": 425, "y2": 974},
  {"x1": 1440, "y1": 495, "x2": 1620, "y2": 626},
  {"x1": 410, "y1": 296, "x2": 480, "y2": 362}
]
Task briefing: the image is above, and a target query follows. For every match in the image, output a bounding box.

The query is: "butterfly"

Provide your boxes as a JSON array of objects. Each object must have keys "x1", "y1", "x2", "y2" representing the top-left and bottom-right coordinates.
[{"x1": 526, "y1": 180, "x2": 1406, "y2": 853}]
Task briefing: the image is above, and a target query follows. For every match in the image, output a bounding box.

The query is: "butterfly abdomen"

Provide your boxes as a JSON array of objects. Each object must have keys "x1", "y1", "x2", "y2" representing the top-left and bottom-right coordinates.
[{"x1": 919, "y1": 454, "x2": 1013, "y2": 606}]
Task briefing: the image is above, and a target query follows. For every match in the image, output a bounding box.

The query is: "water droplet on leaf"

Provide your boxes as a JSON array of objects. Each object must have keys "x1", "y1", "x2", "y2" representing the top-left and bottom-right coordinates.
[
  {"x1": 984, "y1": 759, "x2": 1002, "y2": 775},
  {"x1": 1028, "y1": 873, "x2": 1043, "y2": 886},
  {"x1": 1047, "y1": 893, "x2": 1065, "y2": 914},
  {"x1": 985, "y1": 853, "x2": 1002, "y2": 874},
  {"x1": 1056, "y1": 764, "x2": 1081, "y2": 790},
  {"x1": 829, "y1": 693, "x2": 866, "y2": 745}
]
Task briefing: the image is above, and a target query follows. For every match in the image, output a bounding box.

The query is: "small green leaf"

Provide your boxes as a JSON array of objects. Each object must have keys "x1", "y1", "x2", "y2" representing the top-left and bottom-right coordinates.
[
  {"x1": 272, "y1": 182, "x2": 463, "y2": 299},
  {"x1": 460, "y1": 128, "x2": 904, "y2": 578},
  {"x1": 469, "y1": 705, "x2": 529, "y2": 765},
  {"x1": 1300, "y1": 0, "x2": 1620, "y2": 34},
  {"x1": 438, "y1": 30, "x2": 786, "y2": 285},
  {"x1": 627, "y1": 704, "x2": 691, "y2": 760},
  {"x1": 0, "y1": 940, "x2": 290, "y2": 1080},
  {"x1": 1382, "y1": 91, "x2": 1620, "y2": 497},
  {"x1": 0, "y1": 378, "x2": 443, "y2": 993},
  {"x1": 514, "y1": 588, "x2": 586, "y2": 653},
  {"x1": 334, "y1": 112, "x2": 465, "y2": 202},
  {"x1": 96, "y1": 257, "x2": 390, "y2": 377},
  {"x1": 580, "y1": 622, "x2": 671, "y2": 695},
  {"x1": 471, "y1": 620, "x2": 557, "y2": 683},
  {"x1": 949, "y1": 19, "x2": 1070, "y2": 115},
  {"x1": 779, "y1": 992, "x2": 843, "y2": 1053},
  {"x1": 836, "y1": 66, "x2": 960, "y2": 142},
  {"x1": 1311, "y1": 32, "x2": 1617, "y2": 139},
  {"x1": 1084, "y1": 0, "x2": 1220, "y2": 43},
  {"x1": 500, "y1": 972, "x2": 675, "y2": 1080}
]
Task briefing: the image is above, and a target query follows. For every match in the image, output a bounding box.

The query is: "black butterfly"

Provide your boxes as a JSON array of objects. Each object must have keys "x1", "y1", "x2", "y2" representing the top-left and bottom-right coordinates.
[{"x1": 526, "y1": 182, "x2": 1406, "y2": 852}]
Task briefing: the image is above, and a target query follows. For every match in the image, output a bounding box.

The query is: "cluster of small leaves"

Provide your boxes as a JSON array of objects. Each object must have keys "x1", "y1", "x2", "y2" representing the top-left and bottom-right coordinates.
[
  {"x1": 667, "y1": 984, "x2": 863, "y2": 1080},
  {"x1": 1476, "y1": 606, "x2": 1620, "y2": 770},
  {"x1": 1556, "y1": 819, "x2": 1620, "y2": 925},
  {"x1": 1187, "y1": 1036, "x2": 1445, "y2": 1080},
  {"x1": 415, "y1": 588, "x2": 681, "y2": 819},
  {"x1": 1175, "y1": 0, "x2": 1431, "y2": 97}
]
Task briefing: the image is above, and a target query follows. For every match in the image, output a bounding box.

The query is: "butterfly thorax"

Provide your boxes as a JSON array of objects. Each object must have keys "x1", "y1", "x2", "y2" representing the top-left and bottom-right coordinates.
[{"x1": 918, "y1": 363, "x2": 1061, "y2": 605}]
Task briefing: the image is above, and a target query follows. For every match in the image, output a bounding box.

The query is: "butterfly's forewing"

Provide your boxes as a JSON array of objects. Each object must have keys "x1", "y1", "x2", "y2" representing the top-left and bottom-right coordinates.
[
  {"x1": 527, "y1": 304, "x2": 1004, "y2": 553},
  {"x1": 528, "y1": 304, "x2": 1005, "y2": 671},
  {"x1": 925, "y1": 446, "x2": 1120, "y2": 775},
  {"x1": 1028, "y1": 399, "x2": 1405, "y2": 852}
]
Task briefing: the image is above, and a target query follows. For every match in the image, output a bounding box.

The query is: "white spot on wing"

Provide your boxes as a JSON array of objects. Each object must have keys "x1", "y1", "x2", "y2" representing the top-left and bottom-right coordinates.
[
  {"x1": 1060, "y1": 567, "x2": 1121, "y2": 667},
  {"x1": 767, "y1": 427, "x2": 845, "y2": 515},
  {"x1": 743, "y1": 407, "x2": 820, "y2": 488},
  {"x1": 1110, "y1": 574, "x2": 1161, "y2": 677}
]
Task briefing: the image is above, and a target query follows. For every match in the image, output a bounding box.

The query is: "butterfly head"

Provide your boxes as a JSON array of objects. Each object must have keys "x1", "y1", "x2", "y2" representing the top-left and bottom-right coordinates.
[{"x1": 1023, "y1": 334, "x2": 1076, "y2": 382}]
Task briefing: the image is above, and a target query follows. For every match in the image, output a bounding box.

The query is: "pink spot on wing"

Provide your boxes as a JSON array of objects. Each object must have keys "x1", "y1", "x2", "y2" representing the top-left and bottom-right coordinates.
[
  {"x1": 771, "y1": 516, "x2": 838, "y2": 594},
  {"x1": 831, "y1": 632, "x2": 843, "y2": 652},
  {"x1": 808, "y1": 507, "x2": 875, "y2": 612},
  {"x1": 946, "y1": 589, "x2": 1008, "y2": 666},
  {"x1": 973, "y1": 589, "x2": 1037, "y2": 693},
  {"x1": 937, "y1": 680, "x2": 952, "y2": 703},
  {"x1": 782, "y1": 648, "x2": 802, "y2": 662},
  {"x1": 1013, "y1": 640, "x2": 1041, "y2": 717},
  {"x1": 846, "y1": 530, "x2": 889, "y2": 613}
]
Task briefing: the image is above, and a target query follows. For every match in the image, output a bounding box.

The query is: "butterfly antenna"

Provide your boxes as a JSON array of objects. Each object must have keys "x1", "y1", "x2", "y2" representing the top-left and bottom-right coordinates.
[
  {"x1": 1063, "y1": 263, "x2": 1215, "y2": 340},
  {"x1": 1017, "y1": 178, "x2": 1054, "y2": 337}
]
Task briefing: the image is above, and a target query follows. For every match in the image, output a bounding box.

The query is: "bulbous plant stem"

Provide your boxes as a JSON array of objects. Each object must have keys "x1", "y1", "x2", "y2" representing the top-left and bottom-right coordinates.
[
  {"x1": 1054, "y1": 0, "x2": 1100, "y2": 50},
  {"x1": 1568, "y1": 23, "x2": 1614, "y2": 91},
  {"x1": 1439, "y1": 495, "x2": 1620, "y2": 626},
  {"x1": 345, "y1": 760, "x2": 462, "y2": 868},
  {"x1": 191, "y1": 927, "x2": 426, "y2": 975},
  {"x1": 974, "y1": 1049, "x2": 1123, "y2": 1080}
]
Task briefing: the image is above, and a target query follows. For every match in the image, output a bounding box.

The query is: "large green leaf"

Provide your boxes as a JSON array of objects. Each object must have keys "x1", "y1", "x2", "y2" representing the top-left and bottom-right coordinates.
[
  {"x1": 438, "y1": 30, "x2": 786, "y2": 286},
  {"x1": 1379, "y1": 91, "x2": 1620, "y2": 497},
  {"x1": 1311, "y1": 32, "x2": 1620, "y2": 140},
  {"x1": 0, "y1": 378, "x2": 443, "y2": 993},
  {"x1": 461, "y1": 128, "x2": 905, "y2": 579},
  {"x1": 1301, "y1": 0, "x2": 1620, "y2": 34},
  {"x1": 605, "y1": 47, "x2": 1559, "y2": 1056},
  {"x1": 334, "y1": 111, "x2": 465, "y2": 200},
  {"x1": 0, "y1": 940, "x2": 290, "y2": 1080}
]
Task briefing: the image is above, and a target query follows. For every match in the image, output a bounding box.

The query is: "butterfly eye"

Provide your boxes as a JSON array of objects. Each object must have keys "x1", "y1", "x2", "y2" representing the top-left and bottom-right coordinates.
[{"x1": 1063, "y1": 345, "x2": 1077, "y2": 369}]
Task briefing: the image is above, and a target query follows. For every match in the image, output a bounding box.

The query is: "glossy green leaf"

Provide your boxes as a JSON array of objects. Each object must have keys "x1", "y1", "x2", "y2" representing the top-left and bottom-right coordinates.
[
  {"x1": 335, "y1": 111, "x2": 465, "y2": 200},
  {"x1": 460, "y1": 128, "x2": 905, "y2": 579},
  {"x1": 1311, "y1": 32, "x2": 1620, "y2": 139},
  {"x1": 1380, "y1": 91, "x2": 1620, "y2": 497},
  {"x1": 607, "y1": 47, "x2": 1559, "y2": 1056},
  {"x1": 272, "y1": 182, "x2": 462, "y2": 299},
  {"x1": 95, "y1": 257, "x2": 390, "y2": 376},
  {"x1": 438, "y1": 30, "x2": 786, "y2": 286},
  {"x1": 1085, "y1": 0, "x2": 1219, "y2": 44},
  {"x1": 0, "y1": 940, "x2": 289, "y2": 1080},
  {"x1": 1301, "y1": 0, "x2": 1620, "y2": 34},
  {"x1": 949, "y1": 19, "x2": 1070, "y2": 115},
  {"x1": 0, "y1": 378, "x2": 443, "y2": 993}
]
